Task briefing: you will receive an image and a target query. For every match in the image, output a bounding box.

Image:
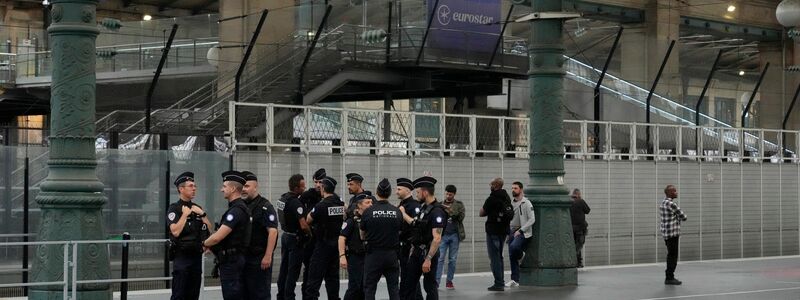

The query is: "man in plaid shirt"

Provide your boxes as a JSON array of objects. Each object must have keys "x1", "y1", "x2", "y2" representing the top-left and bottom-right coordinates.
[{"x1": 660, "y1": 185, "x2": 687, "y2": 285}]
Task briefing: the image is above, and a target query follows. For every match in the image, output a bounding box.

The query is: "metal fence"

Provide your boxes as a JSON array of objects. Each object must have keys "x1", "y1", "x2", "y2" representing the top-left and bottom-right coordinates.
[{"x1": 230, "y1": 102, "x2": 798, "y2": 162}]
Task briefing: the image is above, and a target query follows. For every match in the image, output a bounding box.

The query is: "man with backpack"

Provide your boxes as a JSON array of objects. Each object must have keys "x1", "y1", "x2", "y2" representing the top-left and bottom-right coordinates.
[{"x1": 479, "y1": 178, "x2": 513, "y2": 292}]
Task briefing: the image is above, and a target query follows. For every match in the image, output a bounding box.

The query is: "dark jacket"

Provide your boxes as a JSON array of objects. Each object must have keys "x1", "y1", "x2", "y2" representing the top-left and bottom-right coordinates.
[
  {"x1": 483, "y1": 189, "x2": 512, "y2": 236},
  {"x1": 443, "y1": 199, "x2": 466, "y2": 241},
  {"x1": 570, "y1": 198, "x2": 591, "y2": 233}
]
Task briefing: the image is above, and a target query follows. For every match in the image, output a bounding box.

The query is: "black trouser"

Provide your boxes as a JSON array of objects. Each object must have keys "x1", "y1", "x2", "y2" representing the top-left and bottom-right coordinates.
[
  {"x1": 219, "y1": 254, "x2": 246, "y2": 300},
  {"x1": 399, "y1": 244, "x2": 422, "y2": 300},
  {"x1": 277, "y1": 234, "x2": 303, "y2": 300},
  {"x1": 171, "y1": 253, "x2": 202, "y2": 300},
  {"x1": 243, "y1": 251, "x2": 273, "y2": 300},
  {"x1": 573, "y1": 230, "x2": 586, "y2": 265},
  {"x1": 364, "y1": 249, "x2": 400, "y2": 300},
  {"x1": 302, "y1": 241, "x2": 340, "y2": 300},
  {"x1": 664, "y1": 236, "x2": 680, "y2": 279},
  {"x1": 401, "y1": 247, "x2": 438, "y2": 300},
  {"x1": 344, "y1": 253, "x2": 365, "y2": 300}
]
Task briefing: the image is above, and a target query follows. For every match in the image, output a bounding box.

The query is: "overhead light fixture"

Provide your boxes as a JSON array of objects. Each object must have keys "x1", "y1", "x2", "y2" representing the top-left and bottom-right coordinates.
[
  {"x1": 727, "y1": 5, "x2": 736, "y2": 12},
  {"x1": 739, "y1": 70, "x2": 745, "y2": 76},
  {"x1": 143, "y1": 14, "x2": 152, "y2": 21}
]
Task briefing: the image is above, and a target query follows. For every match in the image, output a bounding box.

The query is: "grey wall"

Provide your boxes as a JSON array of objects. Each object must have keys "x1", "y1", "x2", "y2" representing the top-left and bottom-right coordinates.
[{"x1": 235, "y1": 152, "x2": 800, "y2": 274}]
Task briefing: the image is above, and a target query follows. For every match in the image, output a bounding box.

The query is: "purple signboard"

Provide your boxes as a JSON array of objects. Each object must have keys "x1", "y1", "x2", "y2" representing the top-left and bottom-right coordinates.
[{"x1": 427, "y1": 0, "x2": 502, "y2": 53}]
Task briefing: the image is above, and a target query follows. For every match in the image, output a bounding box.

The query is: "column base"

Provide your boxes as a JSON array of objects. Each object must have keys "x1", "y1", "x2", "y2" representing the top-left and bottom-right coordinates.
[
  {"x1": 29, "y1": 289, "x2": 111, "y2": 300},
  {"x1": 519, "y1": 267, "x2": 578, "y2": 286}
]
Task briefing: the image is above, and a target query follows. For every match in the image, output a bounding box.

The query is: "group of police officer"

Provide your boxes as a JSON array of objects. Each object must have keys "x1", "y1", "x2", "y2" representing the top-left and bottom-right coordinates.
[{"x1": 167, "y1": 168, "x2": 449, "y2": 300}]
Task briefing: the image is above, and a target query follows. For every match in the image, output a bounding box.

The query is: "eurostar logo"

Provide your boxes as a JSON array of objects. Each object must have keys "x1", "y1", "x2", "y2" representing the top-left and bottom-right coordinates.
[{"x1": 437, "y1": 5, "x2": 451, "y2": 26}]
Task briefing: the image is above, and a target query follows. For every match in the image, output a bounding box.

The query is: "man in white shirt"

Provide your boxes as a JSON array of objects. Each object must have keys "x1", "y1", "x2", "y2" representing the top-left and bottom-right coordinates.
[{"x1": 506, "y1": 181, "x2": 535, "y2": 287}]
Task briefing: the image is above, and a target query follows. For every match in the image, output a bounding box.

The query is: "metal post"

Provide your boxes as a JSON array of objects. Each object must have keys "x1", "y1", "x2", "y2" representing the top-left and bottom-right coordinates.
[
  {"x1": 645, "y1": 40, "x2": 675, "y2": 152},
  {"x1": 22, "y1": 156, "x2": 29, "y2": 296},
  {"x1": 121, "y1": 232, "x2": 130, "y2": 300},
  {"x1": 235, "y1": 9, "x2": 269, "y2": 103},
  {"x1": 163, "y1": 160, "x2": 171, "y2": 289},
  {"x1": 415, "y1": 0, "x2": 440, "y2": 65},
  {"x1": 519, "y1": 0, "x2": 577, "y2": 286},
  {"x1": 594, "y1": 27, "x2": 623, "y2": 154},
  {"x1": 386, "y1": 2, "x2": 393, "y2": 64},
  {"x1": 30, "y1": 0, "x2": 111, "y2": 296},
  {"x1": 145, "y1": 24, "x2": 179, "y2": 133},
  {"x1": 487, "y1": 5, "x2": 515, "y2": 68},
  {"x1": 742, "y1": 62, "x2": 770, "y2": 128},
  {"x1": 695, "y1": 49, "x2": 723, "y2": 154},
  {"x1": 296, "y1": 5, "x2": 332, "y2": 105},
  {"x1": 781, "y1": 83, "x2": 800, "y2": 155}
]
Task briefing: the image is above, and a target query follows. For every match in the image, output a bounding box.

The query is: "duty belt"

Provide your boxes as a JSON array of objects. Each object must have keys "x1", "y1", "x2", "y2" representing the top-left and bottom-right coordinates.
[{"x1": 219, "y1": 248, "x2": 241, "y2": 256}]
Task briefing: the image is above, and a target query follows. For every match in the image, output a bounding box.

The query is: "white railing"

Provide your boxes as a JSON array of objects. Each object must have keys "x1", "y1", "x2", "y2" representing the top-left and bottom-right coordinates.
[
  {"x1": 230, "y1": 102, "x2": 798, "y2": 162},
  {"x1": 0, "y1": 238, "x2": 190, "y2": 300}
]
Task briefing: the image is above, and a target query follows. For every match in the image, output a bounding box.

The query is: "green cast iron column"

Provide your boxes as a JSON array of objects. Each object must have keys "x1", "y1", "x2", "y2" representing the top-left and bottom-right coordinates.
[
  {"x1": 518, "y1": 0, "x2": 578, "y2": 286},
  {"x1": 30, "y1": 0, "x2": 110, "y2": 298}
]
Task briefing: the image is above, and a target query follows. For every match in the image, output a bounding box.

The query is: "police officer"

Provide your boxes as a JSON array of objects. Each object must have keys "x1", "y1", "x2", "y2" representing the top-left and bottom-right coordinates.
[
  {"x1": 399, "y1": 176, "x2": 447, "y2": 300},
  {"x1": 167, "y1": 172, "x2": 213, "y2": 300},
  {"x1": 301, "y1": 168, "x2": 327, "y2": 294},
  {"x1": 362, "y1": 179, "x2": 404, "y2": 300},
  {"x1": 241, "y1": 171, "x2": 279, "y2": 300},
  {"x1": 276, "y1": 174, "x2": 311, "y2": 300},
  {"x1": 396, "y1": 178, "x2": 422, "y2": 300},
  {"x1": 339, "y1": 193, "x2": 373, "y2": 300},
  {"x1": 202, "y1": 171, "x2": 253, "y2": 300},
  {"x1": 345, "y1": 173, "x2": 371, "y2": 218},
  {"x1": 303, "y1": 176, "x2": 345, "y2": 300}
]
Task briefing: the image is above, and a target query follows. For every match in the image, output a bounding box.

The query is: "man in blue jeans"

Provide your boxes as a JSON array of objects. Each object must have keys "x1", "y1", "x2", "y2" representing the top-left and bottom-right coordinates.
[
  {"x1": 480, "y1": 178, "x2": 512, "y2": 292},
  {"x1": 436, "y1": 185, "x2": 465, "y2": 290},
  {"x1": 506, "y1": 181, "x2": 535, "y2": 288}
]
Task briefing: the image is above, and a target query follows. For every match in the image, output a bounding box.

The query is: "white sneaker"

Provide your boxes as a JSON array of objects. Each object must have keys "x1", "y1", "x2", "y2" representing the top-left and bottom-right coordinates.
[{"x1": 505, "y1": 280, "x2": 519, "y2": 287}]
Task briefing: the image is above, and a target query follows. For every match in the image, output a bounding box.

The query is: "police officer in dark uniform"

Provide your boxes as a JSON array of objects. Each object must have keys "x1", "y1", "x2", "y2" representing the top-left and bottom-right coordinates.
[
  {"x1": 339, "y1": 193, "x2": 374, "y2": 300},
  {"x1": 303, "y1": 176, "x2": 345, "y2": 300},
  {"x1": 396, "y1": 178, "x2": 423, "y2": 300},
  {"x1": 202, "y1": 171, "x2": 253, "y2": 300},
  {"x1": 300, "y1": 168, "x2": 327, "y2": 293},
  {"x1": 362, "y1": 179, "x2": 404, "y2": 300},
  {"x1": 345, "y1": 173, "x2": 371, "y2": 218},
  {"x1": 276, "y1": 174, "x2": 311, "y2": 300},
  {"x1": 399, "y1": 176, "x2": 447, "y2": 300},
  {"x1": 241, "y1": 171, "x2": 279, "y2": 300},
  {"x1": 167, "y1": 172, "x2": 213, "y2": 300}
]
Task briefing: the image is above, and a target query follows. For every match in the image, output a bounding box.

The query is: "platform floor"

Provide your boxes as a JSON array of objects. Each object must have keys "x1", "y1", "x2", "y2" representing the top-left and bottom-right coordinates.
[{"x1": 113, "y1": 256, "x2": 800, "y2": 299}]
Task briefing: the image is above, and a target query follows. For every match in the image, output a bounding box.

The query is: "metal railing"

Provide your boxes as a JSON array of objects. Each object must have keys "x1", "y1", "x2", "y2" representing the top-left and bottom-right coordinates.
[
  {"x1": 0, "y1": 53, "x2": 15, "y2": 84},
  {"x1": 13, "y1": 38, "x2": 219, "y2": 78},
  {"x1": 0, "y1": 238, "x2": 180, "y2": 300},
  {"x1": 230, "y1": 102, "x2": 799, "y2": 162}
]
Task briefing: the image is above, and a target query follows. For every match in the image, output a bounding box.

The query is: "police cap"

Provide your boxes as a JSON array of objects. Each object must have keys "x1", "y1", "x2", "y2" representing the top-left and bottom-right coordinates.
[
  {"x1": 321, "y1": 176, "x2": 337, "y2": 190},
  {"x1": 413, "y1": 176, "x2": 437, "y2": 189},
  {"x1": 313, "y1": 168, "x2": 327, "y2": 181},
  {"x1": 241, "y1": 170, "x2": 258, "y2": 182},
  {"x1": 222, "y1": 170, "x2": 246, "y2": 185},
  {"x1": 377, "y1": 178, "x2": 391, "y2": 194},
  {"x1": 396, "y1": 178, "x2": 414, "y2": 190},
  {"x1": 174, "y1": 172, "x2": 194, "y2": 187},
  {"x1": 346, "y1": 173, "x2": 364, "y2": 183}
]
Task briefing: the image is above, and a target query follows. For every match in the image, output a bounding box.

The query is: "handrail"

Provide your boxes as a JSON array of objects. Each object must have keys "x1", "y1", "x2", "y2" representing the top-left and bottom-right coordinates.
[{"x1": 231, "y1": 102, "x2": 796, "y2": 161}]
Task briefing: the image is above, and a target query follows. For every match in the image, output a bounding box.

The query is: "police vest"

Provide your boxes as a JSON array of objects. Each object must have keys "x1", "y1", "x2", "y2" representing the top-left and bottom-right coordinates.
[
  {"x1": 246, "y1": 196, "x2": 271, "y2": 254},
  {"x1": 218, "y1": 200, "x2": 252, "y2": 252},
  {"x1": 315, "y1": 196, "x2": 345, "y2": 243},
  {"x1": 169, "y1": 202, "x2": 208, "y2": 254},
  {"x1": 410, "y1": 202, "x2": 447, "y2": 246}
]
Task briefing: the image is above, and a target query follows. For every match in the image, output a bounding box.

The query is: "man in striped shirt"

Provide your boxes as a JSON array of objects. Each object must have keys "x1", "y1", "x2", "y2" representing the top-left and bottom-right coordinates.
[{"x1": 660, "y1": 185, "x2": 688, "y2": 285}]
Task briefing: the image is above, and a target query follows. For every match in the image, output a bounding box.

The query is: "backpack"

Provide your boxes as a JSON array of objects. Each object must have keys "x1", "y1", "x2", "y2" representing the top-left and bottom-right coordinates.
[{"x1": 498, "y1": 196, "x2": 514, "y2": 225}]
